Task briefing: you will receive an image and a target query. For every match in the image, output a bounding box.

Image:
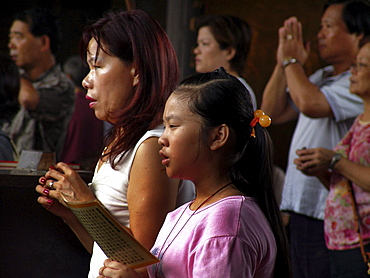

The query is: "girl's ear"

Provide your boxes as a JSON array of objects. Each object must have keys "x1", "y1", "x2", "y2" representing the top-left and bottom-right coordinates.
[{"x1": 210, "y1": 124, "x2": 229, "y2": 151}]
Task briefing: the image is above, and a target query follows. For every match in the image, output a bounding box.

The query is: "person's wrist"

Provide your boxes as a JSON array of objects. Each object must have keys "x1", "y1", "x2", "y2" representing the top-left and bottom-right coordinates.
[
  {"x1": 329, "y1": 153, "x2": 342, "y2": 170},
  {"x1": 62, "y1": 210, "x2": 78, "y2": 223},
  {"x1": 282, "y1": 57, "x2": 301, "y2": 68}
]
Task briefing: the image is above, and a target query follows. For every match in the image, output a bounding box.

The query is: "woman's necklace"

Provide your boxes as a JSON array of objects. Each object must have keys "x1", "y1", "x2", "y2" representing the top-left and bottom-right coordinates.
[{"x1": 154, "y1": 181, "x2": 233, "y2": 276}]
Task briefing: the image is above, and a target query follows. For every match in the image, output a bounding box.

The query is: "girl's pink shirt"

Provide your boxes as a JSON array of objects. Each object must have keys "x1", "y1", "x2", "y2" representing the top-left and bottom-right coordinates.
[{"x1": 148, "y1": 195, "x2": 276, "y2": 278}]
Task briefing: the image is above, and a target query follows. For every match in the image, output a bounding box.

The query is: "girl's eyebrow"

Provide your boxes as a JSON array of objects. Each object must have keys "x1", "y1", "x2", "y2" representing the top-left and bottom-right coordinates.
[
  {"x1": 87, "y1": 56, "x2": 95, "y2": 64},
  {"x1": 87, "y1": 54, "x2": 103, "y2": 65}
]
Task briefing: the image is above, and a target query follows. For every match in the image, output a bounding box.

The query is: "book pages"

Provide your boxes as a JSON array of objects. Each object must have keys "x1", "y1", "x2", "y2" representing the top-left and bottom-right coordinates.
[{"x1": 67, "y1": 199, "x2": 159, "y2": 269}]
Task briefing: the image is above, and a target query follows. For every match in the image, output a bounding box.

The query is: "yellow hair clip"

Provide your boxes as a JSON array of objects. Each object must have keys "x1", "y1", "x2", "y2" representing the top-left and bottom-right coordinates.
[{"x1": 250, "y1": 110, "x2": 271, "y2": 138}]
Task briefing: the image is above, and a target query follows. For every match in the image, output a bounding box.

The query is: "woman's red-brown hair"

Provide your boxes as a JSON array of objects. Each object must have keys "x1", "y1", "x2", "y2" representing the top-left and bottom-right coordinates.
[{"x1": 81, "y1": 10, "x2": 179, "y2": 169}]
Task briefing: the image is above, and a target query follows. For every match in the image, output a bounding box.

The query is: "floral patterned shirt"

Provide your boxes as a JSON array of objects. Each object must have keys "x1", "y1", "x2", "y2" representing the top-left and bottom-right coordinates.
[{"x1": 325, "y1": 116, "x2": 370, "y2": 250}]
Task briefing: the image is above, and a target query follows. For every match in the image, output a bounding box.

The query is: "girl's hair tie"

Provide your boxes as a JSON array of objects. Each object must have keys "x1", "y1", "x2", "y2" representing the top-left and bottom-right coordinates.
[{"x1": 250, "y1": 109, "x2": 271, "y2": 138}]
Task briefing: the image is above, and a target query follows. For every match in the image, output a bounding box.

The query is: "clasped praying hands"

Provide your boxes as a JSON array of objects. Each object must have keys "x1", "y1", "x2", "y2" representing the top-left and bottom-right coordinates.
[{"x1": 277, "y1": 16, "x2": 310, "y2": 67}]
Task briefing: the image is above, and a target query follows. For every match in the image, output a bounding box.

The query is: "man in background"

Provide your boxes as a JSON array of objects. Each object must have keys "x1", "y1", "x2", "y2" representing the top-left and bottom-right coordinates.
[
  {"x1": 7, "y1": 7, "x2": 75, "y2": 160},
  {"x1": 261, "y1": 0, "x2": 370, "y2": 277}
]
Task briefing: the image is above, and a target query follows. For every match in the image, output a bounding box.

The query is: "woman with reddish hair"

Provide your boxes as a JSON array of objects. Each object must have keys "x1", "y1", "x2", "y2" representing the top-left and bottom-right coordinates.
[{"x1": 35, "y1": 10, "x2": 194, "y2": 278}]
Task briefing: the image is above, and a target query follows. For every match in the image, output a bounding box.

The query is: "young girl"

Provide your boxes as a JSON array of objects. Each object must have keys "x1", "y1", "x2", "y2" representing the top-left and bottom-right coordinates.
[{"x1": 98, "y1": 68, "x2": 291, "y2": 278}]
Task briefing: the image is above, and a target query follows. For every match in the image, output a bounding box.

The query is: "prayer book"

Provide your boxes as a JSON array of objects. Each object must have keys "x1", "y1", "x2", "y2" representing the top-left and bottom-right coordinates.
[{"x1": 67, "y1": 199, "x2": 159, "y2": 269}]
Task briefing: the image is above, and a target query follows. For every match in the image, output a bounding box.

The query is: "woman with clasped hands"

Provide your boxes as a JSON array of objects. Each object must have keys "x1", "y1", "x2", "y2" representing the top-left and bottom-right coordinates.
[
  {"x1": 35, "y1": 10, "x2": 194, "y2": 278},
  {"x1": 294, "y1": 42, "x2": 370, "y2": 277}
]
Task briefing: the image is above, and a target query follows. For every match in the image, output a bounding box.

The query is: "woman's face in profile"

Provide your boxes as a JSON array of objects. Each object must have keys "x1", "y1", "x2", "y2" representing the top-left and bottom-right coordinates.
[
  {"x1": 82, "y1": 38, "x2": 138, "y2": 123},
  {"x1": 349, "y1": 42, "x2": 370, "y2": 98},
  {"x1": 194, "y1": 26, "x2": 231, "y2": 73}
]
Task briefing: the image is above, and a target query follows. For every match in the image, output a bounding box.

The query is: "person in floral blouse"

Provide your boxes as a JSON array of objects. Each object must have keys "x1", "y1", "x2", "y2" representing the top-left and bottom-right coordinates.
[{"x1": 294, "y1": 41, "x2": 370, "y2": 278}]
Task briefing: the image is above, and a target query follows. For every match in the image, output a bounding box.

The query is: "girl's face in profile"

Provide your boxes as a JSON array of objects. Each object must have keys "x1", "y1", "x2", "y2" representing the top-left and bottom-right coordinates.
[
  {"x1": 83, "y1": 38, "x2": 138, "y2": 123},
  {"x1": 159, "y1": 93, "x2": 208, "y2": 181}
]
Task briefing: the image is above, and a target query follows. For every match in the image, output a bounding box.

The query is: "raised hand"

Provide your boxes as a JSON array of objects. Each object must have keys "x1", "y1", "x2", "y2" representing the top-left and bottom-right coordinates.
[{"x1": 277, "y1": 16, "x2": 310, "y2": 66}]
